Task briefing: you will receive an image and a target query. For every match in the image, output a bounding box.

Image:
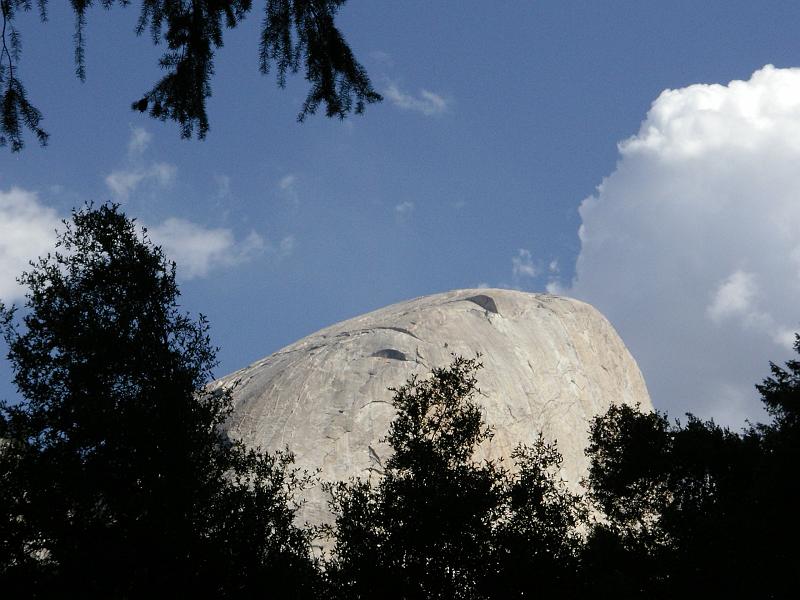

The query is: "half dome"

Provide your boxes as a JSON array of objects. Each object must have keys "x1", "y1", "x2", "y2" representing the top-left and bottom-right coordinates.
[{"x1": 214, "y1": 289, "x2": 651, "y2": 525}]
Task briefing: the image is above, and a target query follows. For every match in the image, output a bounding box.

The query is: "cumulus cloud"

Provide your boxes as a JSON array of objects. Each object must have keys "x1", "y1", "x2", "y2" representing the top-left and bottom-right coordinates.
[
  {"x1": 147, "y1": 219, "x2": 267, "y2": 280},
  {"x1": 384, "y1": 82, "x2": 448, "y2": 116},
  {"x1": 706, "y1": 270, "x2": 796, "y2": 350},
  {"x1": 707, "y1": 270, "x2": 759, "y2": 323},
  {"x1": 0, "y1": 188, "x2": 60, "y2": 302},
  {"x1": 567, "y1": 65, "x2": 800, "y2": 425}
]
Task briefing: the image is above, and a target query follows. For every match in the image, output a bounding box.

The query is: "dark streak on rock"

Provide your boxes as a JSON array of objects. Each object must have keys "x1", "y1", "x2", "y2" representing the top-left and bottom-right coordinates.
[
  {"x1": 465, "y1": 294, "x2": 500, "y2": 315},
  {"x1": 375, "y1": 326, "x2": 421, "y2": 340},
  {"x1": 370, "y1": 348, "x2": 408, "y2": 361},
  {"x1": 337, "y1": 326, "x2": 421, "y2": 341}
]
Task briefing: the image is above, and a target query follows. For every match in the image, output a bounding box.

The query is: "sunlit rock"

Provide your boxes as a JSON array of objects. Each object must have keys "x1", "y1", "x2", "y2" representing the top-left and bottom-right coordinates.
[{"x1": 214, "y1": 289, "x2": 652, "y2": 528}]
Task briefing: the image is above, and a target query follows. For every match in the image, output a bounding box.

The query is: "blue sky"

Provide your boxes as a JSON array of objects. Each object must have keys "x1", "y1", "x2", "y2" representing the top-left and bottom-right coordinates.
[{"x1": 3, "y1": 1, "x2": 800, "y2": 425}]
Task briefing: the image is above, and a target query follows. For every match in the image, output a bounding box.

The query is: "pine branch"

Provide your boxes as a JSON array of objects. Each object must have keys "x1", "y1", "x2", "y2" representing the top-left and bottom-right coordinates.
[
  {"x1": 4, "y1": 0, "x2": 379, "y2": 150},
  {"x1": 1, "y1": 0, "x2": 48, "y2": 151}
]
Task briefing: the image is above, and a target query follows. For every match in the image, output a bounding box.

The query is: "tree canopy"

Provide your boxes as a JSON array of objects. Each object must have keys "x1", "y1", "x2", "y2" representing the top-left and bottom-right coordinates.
[
  {"x1": 325, "y1": 356, "x2": 585, "y2": 600},
  {"x1": 326, "y1": 343, "x2": 800, "y2": 598},
  {"x1": 0, "y1": 0, "x2": 381, "y2": 151},
  {"x1": 581, "y1": 336, "x2": 800, "y2": 598},
  {"x1": 0, "y1": 204, "x2": 318, "y2": 597}
]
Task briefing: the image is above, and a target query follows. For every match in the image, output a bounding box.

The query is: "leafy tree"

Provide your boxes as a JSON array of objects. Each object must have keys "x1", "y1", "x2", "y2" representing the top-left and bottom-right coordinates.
[
  {"x1": 326, "y1": 356, "x2": 585, "y2": 600},
  {"x1": 1, "y1": 0, "x2": 381, "y2": 151},
  {"x1": 751, "y1": 333, "x2": 800, "y2": 598},
  {"x1": 0, "y1": 204, "x2": 318, "y2": 598},
  {"x1": 487, "y1": 438, "x2": 585, "y2": 599},
  {"x1": 326, "y1": 356, "x2": 501, "y2": 599},
  {"x1": 757, "y1": 334, "x2": 800, "y2": 432},
  {"x1": 583, "y1": 337, "x2": 800, "y2": 600}
]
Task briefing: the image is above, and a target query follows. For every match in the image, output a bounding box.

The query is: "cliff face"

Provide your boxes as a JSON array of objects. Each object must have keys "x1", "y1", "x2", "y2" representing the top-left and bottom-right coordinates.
[{"x1": 214, "y1": 289, "x2": 652, "y2": 525}]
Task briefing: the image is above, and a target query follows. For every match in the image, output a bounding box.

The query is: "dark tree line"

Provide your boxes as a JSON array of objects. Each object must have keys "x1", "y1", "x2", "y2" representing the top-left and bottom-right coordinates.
[
  {"x1": 325, "y1": 356, "x2": 584, "y2": 600},
  {"x1": 1, "y1": 203, "x2": 797, "y2": 597},
  {"x1": 1, "y1": 0, "x2": 381, "y2": 151},
  {"x1": 581, "y1": 346, "x2": 799, "y2": 598},
  {"x1": 0, "y1": 205, "x2": 319, "y2": 598},
  {"x1": 326, "y1": 343, "x2": 799, "y2": 599}
]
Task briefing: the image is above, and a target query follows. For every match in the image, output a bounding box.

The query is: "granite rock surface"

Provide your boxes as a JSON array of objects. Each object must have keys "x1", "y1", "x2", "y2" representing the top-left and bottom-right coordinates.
[{"x1": 214, "y1": 289, "x2": 652, "y2": 527}]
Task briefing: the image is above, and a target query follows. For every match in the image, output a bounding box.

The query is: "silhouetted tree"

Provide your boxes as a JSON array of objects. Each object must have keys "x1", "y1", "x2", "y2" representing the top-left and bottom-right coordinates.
[
  {"x1": 326, "y1": 357, "x2": 501, "y2": 599},
  {"x1": 487, "y1": 437, "x2": 585, "y2": 599},
  {"x1": 1, "y1": 0, "x2": 381, "y2": 151},
  {"x1": 757, "y1": 334, "x2": 800, "y2": 432},
  {"x1": 326, "y1": 356, "x2": 585, "y2": 600},
  {"x1": 583, "y1": 334, "x2": 800, "y2": 600},
  {"x1": 0, "y1": 204, "x2": 318, "y2": 598},
  {"x1": 751, "y1": 333, "x2": 800, "y2": 599}
]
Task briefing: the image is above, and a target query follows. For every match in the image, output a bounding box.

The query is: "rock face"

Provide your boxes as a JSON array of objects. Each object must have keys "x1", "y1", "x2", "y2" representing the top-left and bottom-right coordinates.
[{"x1": 215, "y1": 289, "x2": 651, "y2": 526}]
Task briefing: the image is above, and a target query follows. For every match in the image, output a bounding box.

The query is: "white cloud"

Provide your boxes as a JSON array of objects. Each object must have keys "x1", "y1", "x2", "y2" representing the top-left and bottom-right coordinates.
[
  {"x1": 395, "y1": 201, "x2": 414, "y2": 221},
  {"x1": 105, "y1": 170, "x2": 143, "y2": 199},
  {"x1": 369, "y1": 50, "x2": 394, "y2": 67},
  {"x1": 545, "y1": 281, "x2": 564, "y2": 295},
  {"x1": 128, "y1": 127, "x2": 152, "y2": 155},
  {"x1": 567, "y1": 65, "x2": 800, "y2": 425},
  {"x1": 706, "y1": 270, "x2": 795, "y2": 351},
  {"x1": 214, "y1": 174, "x2": 232, "y2": 200},
  {"x1": 149, "y1": 163, "x2": 176, "y2": 185},
  {"x1": 147, "y1": 218, "x2": 266, "y2": 280},
  {"x1": 106, "y1": 162, "x2": 176, "y2": 200},
  {"x1": 105, "y1": 128, "x2": 176, "y2": 200},
  {"x1": 384, "y1": 82, "x2": 448, "y2": 116},
  {"x1": 544, "y1": 260, "x2": 561, "y2": 294},
  {"x1": 278, "y1": 235, "x2": 295, "y2": 257},
  {"x1": 707, "y1": 270, "x2": 759, "y2": 323},
  {"x1": 512, "y1": 249, "x2": 537, "y2": 280},
  {"x1": 0, "y1": 188, "x2": 60, "y2": 302},
  {"x1": 279, "y1": 174, "x2": 296, "y2": 190},
  {"x1": 0, "y1": 187, "x2": 270, "y2": 303},
  {"x1": 278, "y1": 174, "x2": 299, "y2": 204}
]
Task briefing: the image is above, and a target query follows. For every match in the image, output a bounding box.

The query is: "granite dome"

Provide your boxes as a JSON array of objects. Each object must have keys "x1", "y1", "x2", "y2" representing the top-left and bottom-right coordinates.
[{"x1": 214, "y1": 289, "x2": 652, "y2": 525}]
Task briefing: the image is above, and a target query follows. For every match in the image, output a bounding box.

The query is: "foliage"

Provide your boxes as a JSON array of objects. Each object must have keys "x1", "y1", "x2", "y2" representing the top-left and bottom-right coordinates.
[
  {"x1": 0, "y1": 204, "x2": 317, "y2": 598},
  {"x1": 0, "y1": 0, "x2": 48, "y2": 151},
  {"x1": 326, "y1": 356, "x2": 585, "y2": 600},
  {"x1": 325, "y1": 356, "x2": 500, "y2": 599},
  {"x1": 750, "y1": 334, "x2": 800, "y2": 598},
  {"x1": 488, "y1": 437, "x2": 585, "y2": 599},
  {"x1": 583, "y1": 336, "x2": 800, "y2": 599},
  {"x1": 756, "y1": 334, "x2": 800, "y2": 431},
  {"x1": 1, "y1": 0, "x2": 381, "y2": 150}
]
